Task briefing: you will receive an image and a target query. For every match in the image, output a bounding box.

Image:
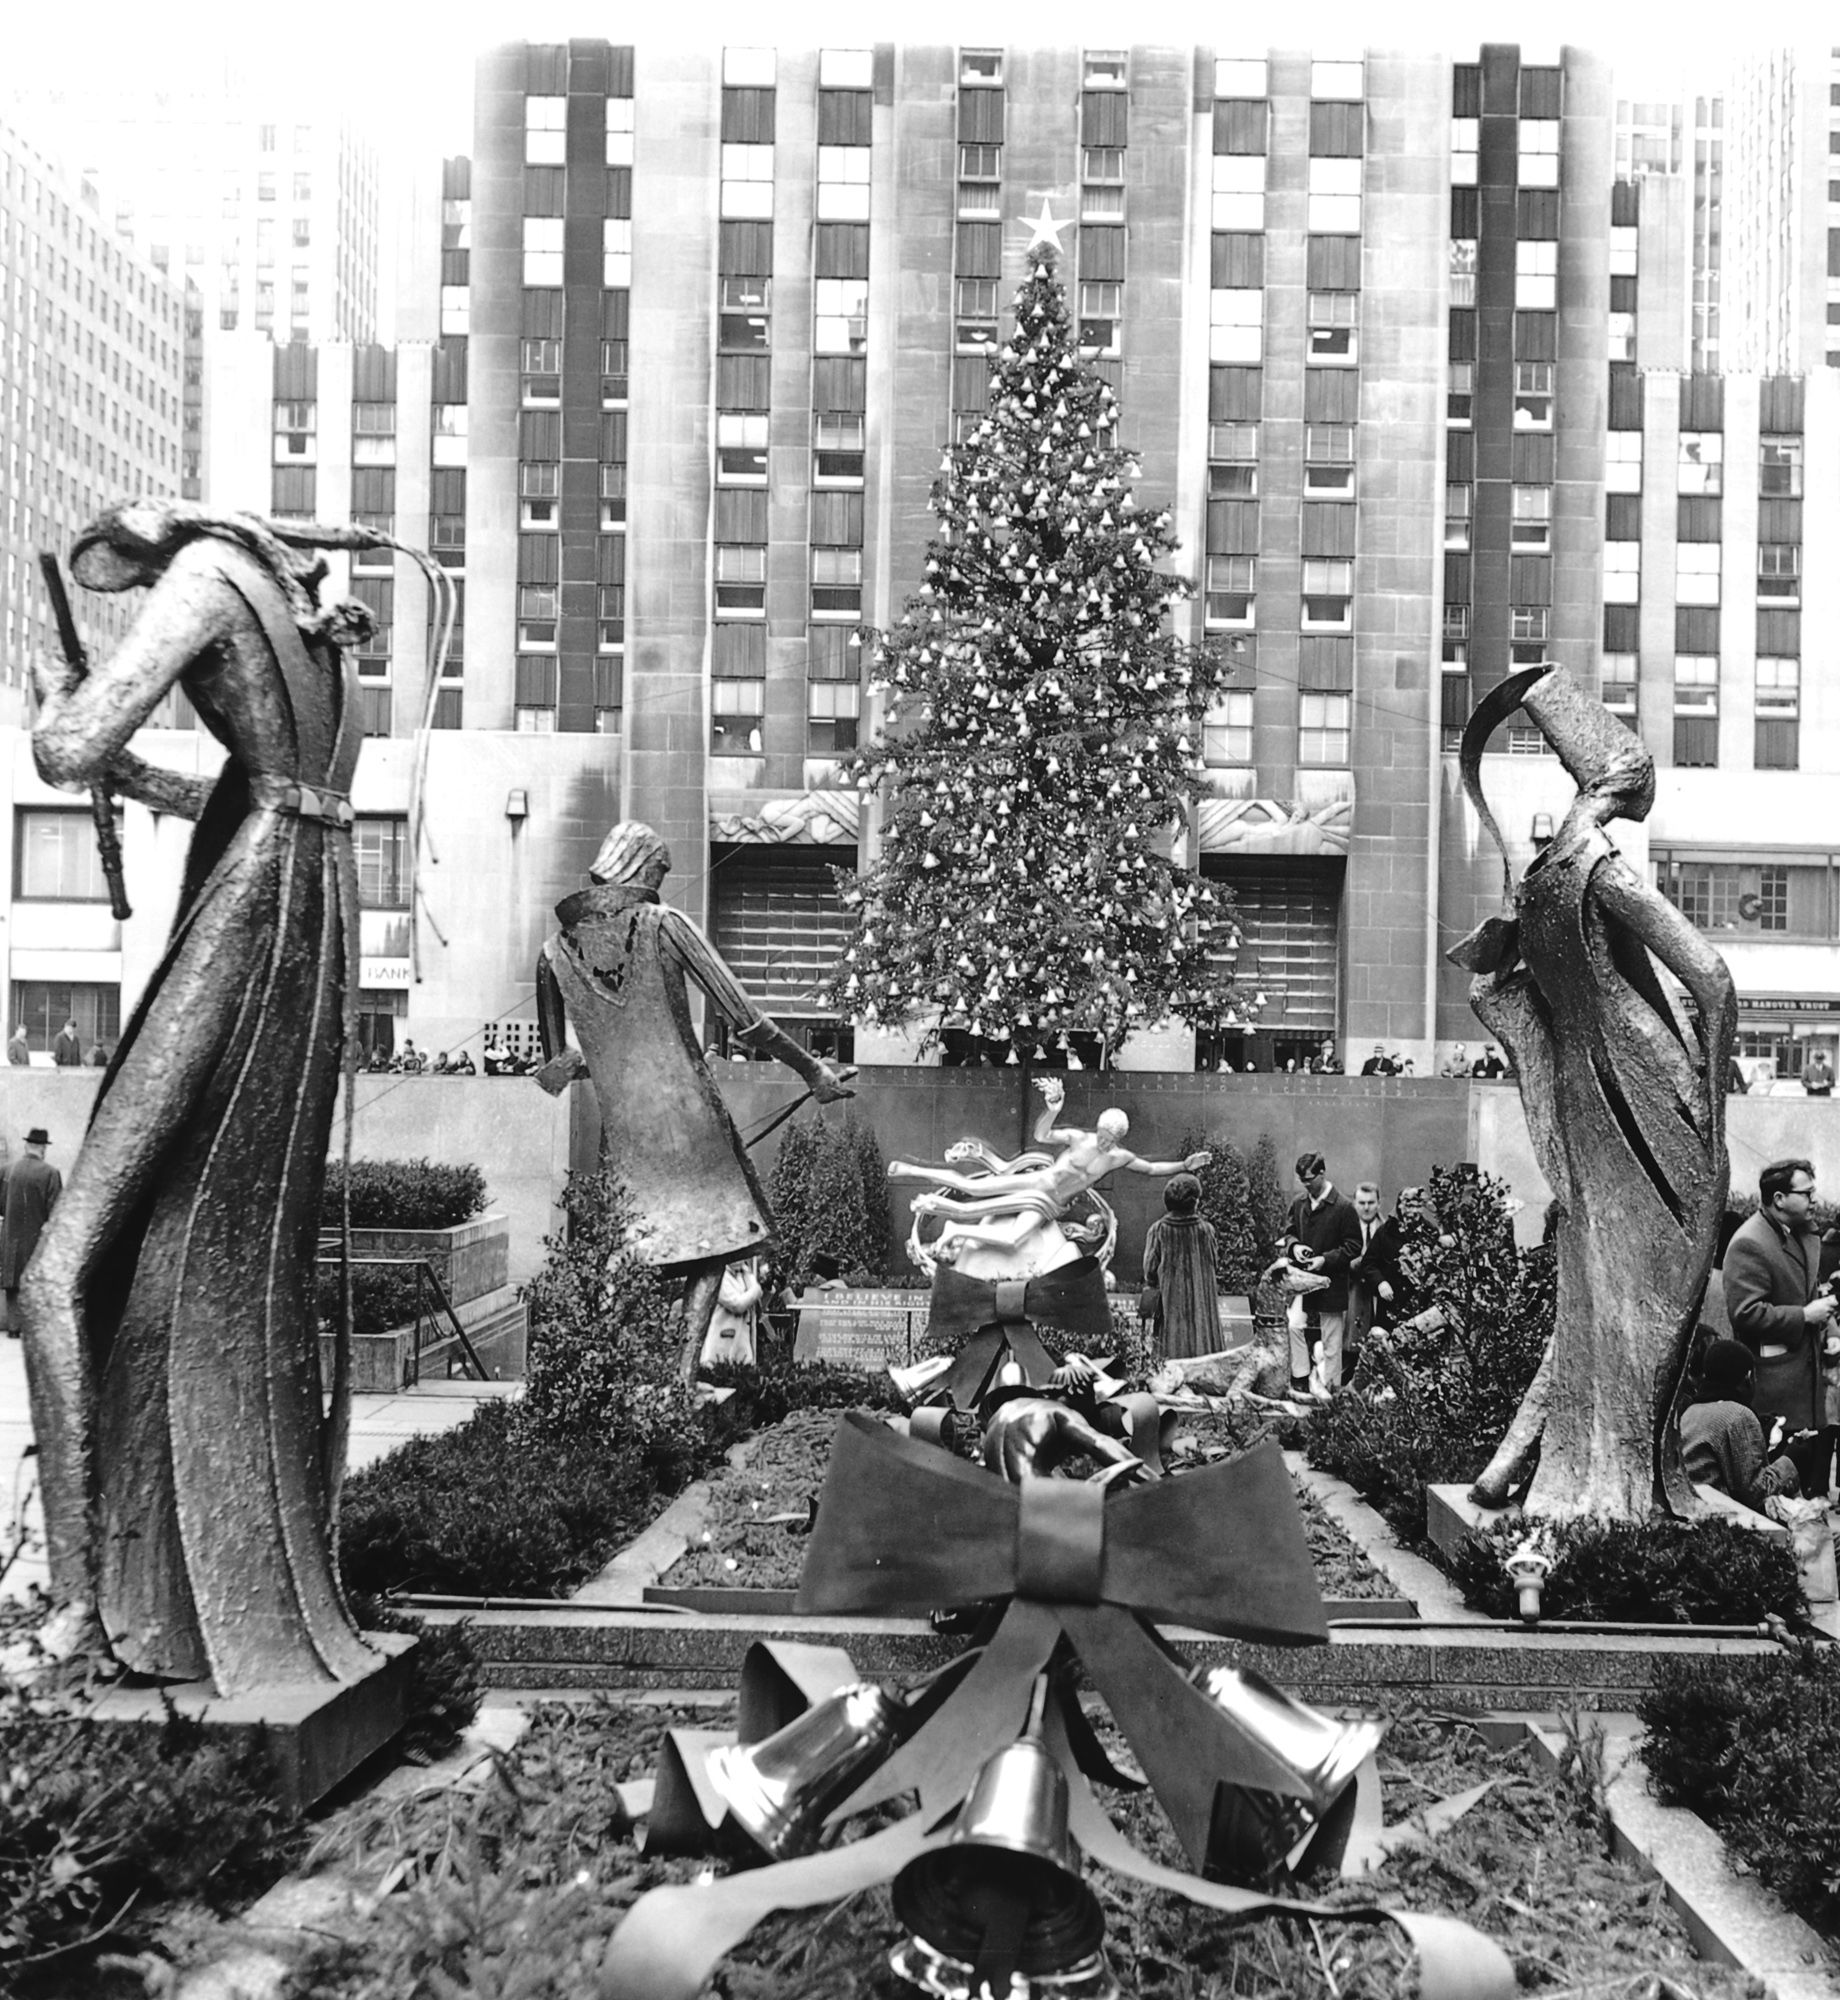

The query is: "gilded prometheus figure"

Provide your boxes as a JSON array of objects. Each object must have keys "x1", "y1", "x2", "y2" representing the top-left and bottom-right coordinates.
[
  {"x1": 23, "y1": 501, "x2": 382, "y2": 1694},
  {"x1": 1451, "y1": 664, "x2": 1737, "y2": 1520},
  {"x1": 535, "y1": 822, "x2": 855, "y2": 1380}
]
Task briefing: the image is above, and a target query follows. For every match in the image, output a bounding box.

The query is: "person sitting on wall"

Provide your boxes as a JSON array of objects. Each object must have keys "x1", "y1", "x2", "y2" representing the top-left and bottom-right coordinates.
[
  {"x1": 397, "y1": 1040, "x2": 425, "y2": 1075},
  {"x1": 51, "y1": 1018, "x2": 82, "y2": 1068},
  {"x1": 451, "y1": 1049, "x2": 476, "y2": 1076},
  {"x1": 1312, "y1": 1037, "x2": 1341, "y2": 1075},
  {"x1": 1680, "y1": 1334, "x2": 1817, "y2": 1513},
  {"x1": 1806, "y1": 1051, "x2": 1835, "y2": 1098},
  {"x1": 429, "y1": 1051, "x2": 451, "y2": 1075},
  {"x1": 7, "y1": 1026, "x2": 28, "y2": 1066},
  {"x1": 85, "y1": 1042, "x2": 107, "y2": 1068},
  {"x1": 1471, "y1": 1045, "x2": 1507, "y2": 1079},
  {"x1": 1359, "y1": 1043, "x2": 1394, "y2": 1076}
]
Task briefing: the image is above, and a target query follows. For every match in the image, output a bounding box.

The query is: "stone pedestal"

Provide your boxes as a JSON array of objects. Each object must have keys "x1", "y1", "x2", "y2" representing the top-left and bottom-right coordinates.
[{"x1": 85, "y1": 1630, "x2": 417, "y2": 1811}]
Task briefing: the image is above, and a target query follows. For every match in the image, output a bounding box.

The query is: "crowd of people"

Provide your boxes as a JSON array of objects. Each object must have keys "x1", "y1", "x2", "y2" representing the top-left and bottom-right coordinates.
[
  {"x1": 360, "y1": 1037, "x2": 543, "y2": 1076},
  {"x1": 6, "y1": 1018, "x2": 112, "y2": 1068}
]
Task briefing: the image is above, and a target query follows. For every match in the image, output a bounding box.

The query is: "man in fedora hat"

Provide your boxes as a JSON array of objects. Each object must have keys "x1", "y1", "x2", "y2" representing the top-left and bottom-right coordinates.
[{"x1": 2, "y1": 1128, "x2": 60, "y2": 1334}]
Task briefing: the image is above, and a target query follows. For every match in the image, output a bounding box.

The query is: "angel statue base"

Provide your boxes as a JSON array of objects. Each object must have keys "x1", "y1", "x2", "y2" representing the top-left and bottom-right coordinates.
[{"x1": 888, "y1": 1077, "x2": 1209, "y2": 1409}]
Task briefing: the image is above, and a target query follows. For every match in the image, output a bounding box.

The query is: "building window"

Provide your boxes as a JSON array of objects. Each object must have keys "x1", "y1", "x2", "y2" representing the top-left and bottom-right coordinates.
[
  {"x1": 815, "y1": 277, "x2": 868, "y2": 355},
  {"x1": 1448, "y1": 361, "x2": 1475, "y2": 424},
  {"x1": 12, "y1": 982, "x2": 120, "y2": 1056},
  {"x1": 1601, "y1": 655, "x2": 1638, "y2": 721},
  {"x1": 1673, "y1": 657, "x2": 1719, "y2": 766},
  {"x1": 1513, "y1": 361, "x2": 1554, "y2": 429},
  {"x1": 1761, "y1": 435, "x2": 1803, "y2": 496},
  {"x1": 1202, "y1": 690, "x2": 1253, "y2": 765},
  {"x1": 1306, "y1": 292, "x2": 1356, "y2": 363},
  {"x1": 1298, "y1": 691, "x2": 1351, "y2": 766},
  {"x1": 1758, "y1": 543, "x2": 1801, "y2": 604},
  {"x1": 1675, "y1": 543, "x2": 1721, "y2": 606},
  {"x1": 525, "y1": 95, "x2": 566, "y2": 165},
  {"x1": 807, "y1": 680, "x2": 861, "y2": 753},
  {"x1": 712, "y1": 678, "x2": 765, "y2": 754},
  {"x1": 1506, "y1": 485, "x2": 1550, "y2": 550},
  {"x1": 1205, "y1": 554, "x2": 1255, "y2": 628},
  {"x1": 354, "y1": 816, "x2": 410, "y2": 909},
  {"x1": 15, "y1": 808, "x2": 119, "y2": 901},
  {"x1": 958, "y1": 143, "x2": 1002, "y2": 218},
  {"x1": 1301, "y1": 558, "x2": 1352, "y2": 630},
  {"x1": 1678, "y1": 431, "x2": 1722, "y2": 494},
  {"x1": 812, "y1": 547, "x2": 863, "y2": 617},
  {"x1": 1519, "y1": 118, "x2": 1561, "y2": 188},
  {"x1": 1083, "y1": 280, "x2": 1127, "y2": 358},
  {"x1": 1606, "y1": 430, "x2": 1643, "y2": 493},
  {"x1": 1756, "y1": 657, "x2": 1800, "y2": 769},
  {"x1": 1445, "y1": 484, "x2": 1471, "y2": 548},
  {"x1": 715, "y1": 544, "x2": 767, "y2": 615},
  {"x1": 522, "y1": 216, "x2": 563, "y2": 286},
  {"x1": 717, "y1": 412, "x2": 768, "y2": 484},
  {"x1": 814, "y1": 413, "x2": 865, "y2": 485},
  {"x1": 606, "y1": 96, "x2": 635, "y2": 167}
]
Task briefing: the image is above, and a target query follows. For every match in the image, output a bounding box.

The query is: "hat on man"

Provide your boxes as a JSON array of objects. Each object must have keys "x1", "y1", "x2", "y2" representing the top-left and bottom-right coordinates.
[
  {"x1": 1295, "y1": 1150, "x2": 1326, "y2": 1180},
  {"x1": 22, "y1": 1127, "x2": 50, "y2": 1146}
]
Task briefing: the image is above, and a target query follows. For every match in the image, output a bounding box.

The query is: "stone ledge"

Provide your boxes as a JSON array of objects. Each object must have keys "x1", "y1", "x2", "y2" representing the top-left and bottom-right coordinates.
[{"x1": 1427, "y1": 1480, "x2": 1792, "y2": 1562}]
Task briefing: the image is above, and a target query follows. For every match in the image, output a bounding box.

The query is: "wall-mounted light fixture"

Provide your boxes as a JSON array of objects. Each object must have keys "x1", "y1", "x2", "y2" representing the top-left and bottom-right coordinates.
[
  {"x1": 1530, "y1": 811, "x2": 1555, "y2": 850},
  {"x1": 506, "y1": 788, "x2": 530, "y2": 822}
]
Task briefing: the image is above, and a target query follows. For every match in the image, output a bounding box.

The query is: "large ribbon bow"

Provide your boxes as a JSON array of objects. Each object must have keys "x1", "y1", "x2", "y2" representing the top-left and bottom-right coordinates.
[{"x1": 795, "y1": 1412, "x2": 1329, "y2": 1862}]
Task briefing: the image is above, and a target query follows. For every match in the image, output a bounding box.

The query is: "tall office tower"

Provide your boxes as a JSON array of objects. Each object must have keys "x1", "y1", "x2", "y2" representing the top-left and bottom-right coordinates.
[
  {"x1": 0, "y1": 114, "x2": 184, "y2": 1050},
  {"x1": 1611, "y1": 88, "x2": 1725, "y2": 372},
  {"x1": 0, "y1": 116, "x2": 184, "y2": 701},
  {"x1": 1433, "y1": 45, "x2": 1613, "y2": 1043},
  {"x1": 1720, "y1": 48, "x2": 1837, "y2": 372},
  {"x1": 4, "y1": 64, "x2": 382, "y2": 499}
]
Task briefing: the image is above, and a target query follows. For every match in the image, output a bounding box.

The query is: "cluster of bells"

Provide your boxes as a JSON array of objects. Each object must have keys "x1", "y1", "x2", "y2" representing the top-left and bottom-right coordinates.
[{"x1": 693, "y1": 1662, "x2": 1383, "y2": 1999}]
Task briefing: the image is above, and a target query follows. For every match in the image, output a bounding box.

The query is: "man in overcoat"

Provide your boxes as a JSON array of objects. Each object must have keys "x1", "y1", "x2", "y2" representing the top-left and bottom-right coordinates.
[
  {"x1": 2, "y1": 1127, "x2": 61, "y2": 1333},
  {"x1": 1723, "y1": 1156, "x2": 1837, "y2": 1435}
]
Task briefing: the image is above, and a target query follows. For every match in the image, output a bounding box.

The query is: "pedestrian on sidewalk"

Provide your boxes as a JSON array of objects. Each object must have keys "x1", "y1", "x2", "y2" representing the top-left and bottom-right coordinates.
[{"x1": 2, "y1": 1128, "x2": 61, "y2": 1334}]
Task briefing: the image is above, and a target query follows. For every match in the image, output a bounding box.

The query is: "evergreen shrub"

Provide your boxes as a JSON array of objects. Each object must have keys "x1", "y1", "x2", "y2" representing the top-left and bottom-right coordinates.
[
  {"x1": 1639, "y1": 1640, "x2": 1840, "y2": 1933},
  {"x1": 322, "y1": 1158, "x2": 489, "y2": 1232},
  {"x1": 1305, "y1": 1164, "x2": 1553, "y2": 1540},
  {"x1": 316, "y1": 1264, "x2": 426, "y2": 1340},
  {"x1": 1449, "y1": 1515, "x2": 1803, "y2": 1626},
  {"x1": 768, "y1": 1116, "x2": 891, "y2": 1285},
  {"x1": 1173, "y1": 1129, "x2": 1264, "y2": 1295}
]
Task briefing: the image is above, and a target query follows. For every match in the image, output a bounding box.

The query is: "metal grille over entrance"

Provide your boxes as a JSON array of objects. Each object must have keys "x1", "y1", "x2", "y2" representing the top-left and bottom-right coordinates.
[
  {"x1": 1200, "y1": 859, "x2": 1343, "y2": 1034},
  {"x1": 709, "y1": 842, "x2": 856, "y2": 1025}
]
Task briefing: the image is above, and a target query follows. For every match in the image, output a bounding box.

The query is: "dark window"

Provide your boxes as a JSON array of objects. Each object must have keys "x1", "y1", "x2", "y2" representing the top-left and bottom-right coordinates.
[
  {"x1": 1309, "y1": 103, "x2": 1363, "y2": 155},
  {"x1": 951, "y1": 354, "x2": 991, "y2": 411},
  {"x1": 719, "y1": 221, "x2": 773, "y2": 276},
  {"x1": 956, "y1": 222, "x2": 1002, "y2": 277},
  {"x1": 1447, "y1": 431, "x2": 1475, "y2": 481},
  {"x1": 1759, "y1": 376, "x2": 1805, "y2": 432},
  {"x1": 1205, "y1": 499, "x2": 1259, "y2": 554},
  {"x1": 523, "y1": 165, "x2": 565, "y2": 214},
  {"x1": 606, "y1": 167, "x2": 632, "y2": 217},
  {"x1": 1450, "y1": 186, "x2": 1479, "y2": 237},
  {"x1": 721, "y1": 87, "x2": 775, "y2": 144},
  {"x1": 1757, "y1": 718, "x2": 1799, "y2": 770},
  {"x1": 1452, "y1": 65, "x2": 1481, "y2": 118},
  {"x1": 712, "y1": 624, "x2": 766, "y2": 676},
  {"x1": 514, "y1": 655, "x2": 559, "y2": 707},
  {"x1": 1514, "y1": 311, "x2": 1557, "y2": 360},
  {"x1": 1605, "y1": 494, "x2": 1641, "y2": 540},
  {"x1": 1511, "y1": 433, "x2": 1555, "y2": 481},
  {"x1": 1213, "y1": 99, "x2": 1267, "y2": 153},
  {"x1": 1303, "y1": 370, "x2": 1357, "y2": 423},
  {"x1": 1674, "y1": 716, "x2": 1718, "y2": 767},
  {"x1": 1610, "y1": 275, "x2": 1638, "y2": 313},
  {"x1": 1305, "y1": 235, "x2": 1360, "y2": 290},
  {"x1": 958, "y1": 87, "x2": 1004, "y2": 145},
  {"x1": 1301, "y1": 503, "x2": 1356, "y2": 557},
  {"x1": 1209, "y1": 366, "x2": 1261, "y2": 422},
  {"x1": 517, "y1": 535, "x2": 559, "y2": 584},
  {"x1": 271, "y1": 464, "x2": 315, "y2": 514},
  {"x1": 1212, "y1": 233, "x2": 1264, "y2": 288},
  {"x1": 1680, "y1": 373, "x2": 1724, "y2": 430},
  {"x1": 1758, "y1": 609, "x2": 1801, "y2": 654},
  {"x1": 1675, "y1": 607, "x2": 1719, "y2": 652},
  {"x1": 714, "y1": 489, "x2": 767, "y2": 542},
  {"x1": 1080, "y1": 227, "x2": 1125, "y2": 280},
  {"x1": 1449, "y1": 310, "x2": 1477, "y2": 362},
  {"x1": 519, "y1": 409, "x2": 561, "y2": 457},
  {"x1": 814, "y1": 357, "x2": 867, "y2": 412},
  {"x1": 1609, "y1": 366, "x2": 1644, "y2": 429},
  {"x1": 1519, "y1": 67, "x2": 1562, "y2": 117},
  {"x1": 1298, "y1": 635, "x2": 1353, "y2": 688},
  {"x1": 818, "y1": 89, "x2": 872, "y2": 145},
  {"x1": 1443, "y1": 552, "x2": 1472, "y2": 600},
  {"x1": 1081, "y1": 92, "x2": 1126, "y2": 147},
  {"x1": 815, "y1": 224, "x2": 870, "y2": 279},
  {"x1": 1611, "y1": 180, "x2": 1641, "y2": 226},
  {"x1": 716, "y1": 354, "x2": 771, "y2": 410},
  {"x1": 1677, "y1": 496, "x2": 1722, "y2": 541},
  {"x1": 1604, "y1": 604, "x2": 1640, "y2": 651},
  {"x1": 1758, "y1": 498, "x2": 1802, "y2": 543},
  {"x1": 522, "y1": 289, "x2": 563, "y2": 338},
  {"x1": 810, "y1": 491, "x2": 864, "y2": 545},
  {"x1": 1510, "y1": 555, "x2": 1551, "y2": 605}
]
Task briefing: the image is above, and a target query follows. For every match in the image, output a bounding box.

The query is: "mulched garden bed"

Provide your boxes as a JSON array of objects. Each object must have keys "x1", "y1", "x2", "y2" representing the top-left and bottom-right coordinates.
[
  {"x1": 292, "y1": 1697, "x2": 1764, "y2": 2000},
  {"x1": 655, "y1": 1406, "x2": 1405, "y2": 1605}
]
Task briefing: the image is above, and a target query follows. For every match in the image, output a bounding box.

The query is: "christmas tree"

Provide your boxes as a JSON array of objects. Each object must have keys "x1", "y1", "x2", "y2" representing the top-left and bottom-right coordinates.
[{"x1": 826, "y1": 222, "x2": 1253, "y2": 1065}]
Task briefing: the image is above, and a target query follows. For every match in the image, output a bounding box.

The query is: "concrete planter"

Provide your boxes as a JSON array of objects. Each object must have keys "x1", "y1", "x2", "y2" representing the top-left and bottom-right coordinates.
[
  {"x1": 347, "y1": 1211, "x2": 509, "y2": 1310},
  {"x1": 320, "y1": 1213, "x2": 525, "y2": 1392}
]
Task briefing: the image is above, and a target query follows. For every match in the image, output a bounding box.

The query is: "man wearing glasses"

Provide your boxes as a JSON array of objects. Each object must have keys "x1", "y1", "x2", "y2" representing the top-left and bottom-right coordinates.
[{"x1": 1723, "y1": 1157, "x2": 1837, "y2": 1438}]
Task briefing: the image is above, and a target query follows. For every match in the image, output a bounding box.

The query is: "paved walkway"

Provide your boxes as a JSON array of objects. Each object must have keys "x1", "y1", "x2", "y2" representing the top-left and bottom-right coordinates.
[{"x1": 0, "y1": 1337, "x2": 515, "y2": 1603}]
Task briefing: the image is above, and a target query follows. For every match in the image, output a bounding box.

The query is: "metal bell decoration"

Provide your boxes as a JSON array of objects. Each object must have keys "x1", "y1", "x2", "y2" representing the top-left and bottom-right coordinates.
[
  {"x1": 888, "y1": 1353, "x2": 956, "y2": 1405},
  {"x1": 890, "y1": 1734, "x2": 1117, "y2": 2000},
  {"x1": 1191, "y1": 1665, "x2": 1385, "y2": 1886},
  {"x1": 705, "y1": 1681, "x2": 904, "y2": 1859}
]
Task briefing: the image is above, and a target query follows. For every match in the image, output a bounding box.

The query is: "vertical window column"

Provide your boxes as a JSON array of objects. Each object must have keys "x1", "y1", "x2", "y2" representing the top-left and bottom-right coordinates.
[
  {"x1": 1076, "y1": 50, "x2": 1127, "y2": 399},
  {"x1": 809, "y1": 48, "x2": 873, "y2": 758},
  {"x1": 595, "y1": 52, "x2": 634, "y2": 737},
  {"x1": 951, "y1": 51, "x2": 1004, "y2": 446}
]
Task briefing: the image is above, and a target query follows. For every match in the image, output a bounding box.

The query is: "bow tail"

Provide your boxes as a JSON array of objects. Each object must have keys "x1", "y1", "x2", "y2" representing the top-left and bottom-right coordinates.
[
  {"x1": 1039, "y1": 1708, "x2": 1518, "y2": 2000},
  {"x1": 1060, "y1": 1605, "x2": 1316, "y2": 1870},
  {"x1": 599, "y1": 1817, "x2": 933, "y2": 2000},
  {"x1": 829, "y1": 1599, "x2": 1061, "y2": 1826}
]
